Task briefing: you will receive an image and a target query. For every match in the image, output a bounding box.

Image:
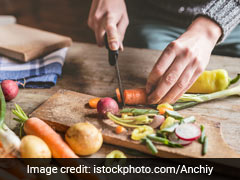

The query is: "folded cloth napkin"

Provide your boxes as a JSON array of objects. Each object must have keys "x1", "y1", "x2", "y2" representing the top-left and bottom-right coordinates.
[{"x1": 0, "y1": 47, "x2": 68, "y2": 88}]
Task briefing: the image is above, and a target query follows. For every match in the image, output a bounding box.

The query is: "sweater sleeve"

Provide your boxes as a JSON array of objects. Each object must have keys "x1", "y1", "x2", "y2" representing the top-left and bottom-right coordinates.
[{"x1": 196, "y1": 0, "x2": 240, "y2": 43}]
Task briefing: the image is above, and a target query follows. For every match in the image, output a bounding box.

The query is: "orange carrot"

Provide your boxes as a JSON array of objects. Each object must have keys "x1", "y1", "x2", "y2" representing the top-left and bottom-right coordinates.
[
  {"x1": 12, "y1": 104, "x2": 78, "y2": 158},
  {"x1": 116, "y1": 88, "x2": 147, "y2": 105},
  {"x1": 89, "y1": 98, "x2": 101, "y2": 108},
  {"x1": 24, "y1": 117, "x2": 78, "y2": 158},
  {"x1": 115, "y1": 125, "x2": 125, "y2": 134}
]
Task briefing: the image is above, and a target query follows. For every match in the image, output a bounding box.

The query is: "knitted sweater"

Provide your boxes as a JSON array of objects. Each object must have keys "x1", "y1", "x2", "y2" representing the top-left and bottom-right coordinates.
[{"x1": 131, "y1": 0, "x2": 240, "y2": 42}]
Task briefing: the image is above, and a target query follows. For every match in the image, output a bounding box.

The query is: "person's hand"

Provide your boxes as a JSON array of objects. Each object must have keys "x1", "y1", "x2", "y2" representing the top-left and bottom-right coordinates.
[
  {"x1": 88, "y1": 0, "x2": 129, "y2": 51},
  {"x1": 146, "y1": 17, "x2": 222, "y2": 104}
]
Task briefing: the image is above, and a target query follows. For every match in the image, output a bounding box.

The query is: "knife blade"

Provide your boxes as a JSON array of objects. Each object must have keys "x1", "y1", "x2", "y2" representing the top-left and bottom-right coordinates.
[{"x1": 104, "y1": 34, "x2": 125, "y2": 107}]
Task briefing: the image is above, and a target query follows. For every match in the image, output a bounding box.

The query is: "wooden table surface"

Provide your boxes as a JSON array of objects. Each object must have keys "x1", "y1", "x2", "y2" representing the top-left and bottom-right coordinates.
[{"x1": 5, "y1": 42, "x2": 240, "y2": 157}]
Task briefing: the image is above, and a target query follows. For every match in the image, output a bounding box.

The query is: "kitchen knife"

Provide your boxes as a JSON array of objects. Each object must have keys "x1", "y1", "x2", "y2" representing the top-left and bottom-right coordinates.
[{"x1": 104, "y1": 34, "x2": 125, "y2": 107}]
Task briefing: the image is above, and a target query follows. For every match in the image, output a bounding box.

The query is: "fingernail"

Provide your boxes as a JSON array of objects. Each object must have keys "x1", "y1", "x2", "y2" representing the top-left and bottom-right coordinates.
[{"x1": 110, "y1": 42, "x2": 118, "y2": 50}]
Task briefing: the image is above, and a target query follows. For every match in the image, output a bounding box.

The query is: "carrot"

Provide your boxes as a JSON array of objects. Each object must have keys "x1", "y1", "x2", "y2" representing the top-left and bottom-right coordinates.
[
  {"x1": 89, "y1": 97, "x2": 101, "y2": 108},
  {"x1": 115, "y1": 125, "x2": 125, "y2": 134},
  {"x1": 12, "y1": 104, "x2": 78, "y2": 158},
  {"x1": 157, "y1": 103, "x2": 174, "y2": 115},
  {"x1": 116, "y1": 88, "x2": 147, "y2": 105}
]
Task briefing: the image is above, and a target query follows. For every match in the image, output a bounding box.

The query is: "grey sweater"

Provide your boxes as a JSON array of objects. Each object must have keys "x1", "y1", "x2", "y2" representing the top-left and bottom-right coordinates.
[{"x1": 133, "y1": 0, "x2": 240, "y2": 42}]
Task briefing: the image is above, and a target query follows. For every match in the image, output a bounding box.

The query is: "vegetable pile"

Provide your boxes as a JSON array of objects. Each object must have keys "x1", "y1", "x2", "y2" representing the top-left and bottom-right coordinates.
[
  {"x1": 107, "y1": 105, "x2": 207, "y2": 156},
  {"x1": 90, "y1": 96, "x2": 208, "y2": 156}
]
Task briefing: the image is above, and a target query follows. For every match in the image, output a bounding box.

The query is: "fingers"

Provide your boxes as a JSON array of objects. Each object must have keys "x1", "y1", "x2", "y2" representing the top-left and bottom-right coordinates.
[
  {"x1": 147, "y1": 46, "x2": 192, "y2": 104},
  {"x1": 171, "y1": 65, "x2": 204, "y2": 103},
  {"x1": 117, "y1": 15, "x2": 129, "y2": 51},
  {"x1": 105, "y1": 16, "x2": 119, "y2": 50},
  {"x1": 161, "y1": 62, "x2": 198, "y2": 104},
  {"x1": 146, "y1": 42, "x2": 177, "y2": 94}
]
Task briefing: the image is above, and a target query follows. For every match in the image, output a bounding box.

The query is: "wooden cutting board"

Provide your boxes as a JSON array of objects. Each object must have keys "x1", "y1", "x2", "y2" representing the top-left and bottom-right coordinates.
[
  {"x1": 30, "y1": 89, "x2": 240, "y2": 158},
  {"x1": 0, "y1": 24, "x2": 72, "y2": 62}
]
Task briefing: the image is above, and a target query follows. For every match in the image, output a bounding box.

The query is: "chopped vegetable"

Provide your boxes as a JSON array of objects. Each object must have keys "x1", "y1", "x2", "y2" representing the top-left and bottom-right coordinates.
[
  {"x1": 0, "y1": 85, "x2": 20, "y2": 157},
  {"x1": 88, "y1": 97, "x2": 101, "y2": 109},
  {"x1": 175, "y1": 123, "x2": 201, "y2": 141},
  {"x1": 12, "y1": 104, "x2": 78, "y2": 158},
  {"x1": 199, "y1": 125, "x2": 205, "y2": 144},
  {"x1": 168, "y1": 133, "x2": 192, "y2": 146},
  {"x1": 180, "y1": 116, "x2": 196, "y2": 124},
  {"x1": 116, "y1": 88, "x2": 147, "y2": 105},
  {"x1": 157, "y1": 103, "x2": 173, "y2": 115},
  {"x1": 20, "y1": 135, "x2": 52, "y2": 158},
  {"x1": 165, "y1": 110, "x2": 183, "y2": 120},
  {"x1": 131, "y1": 126, "x2": 154, "y2": 140},
  {"x1": 187, "y1": 69, "x2": 240, "y2": 93},
  {"x1": 159, "y1": 122, "x2": 179, "y2": 133},
  {"x1": 175, "y1": 84, "x2": 240, "y2": 110},
  {"x1": 1, "y1": 80, "x2": 19, "y2": 101},
  {"x1": 147, "y1": 134, "x2": 183, "y2": 148},
  {"x1": 141, "y1": 137, "x2": 158, "y2": 155},
  {"x1": 120, "y1": 108, "x2": 159, "y2": 116},
  {"x1": 107, "y1": 112, "x2": 153, "y2": 128},
  {"x1": 202, "y1": 136, "x2": 208, "y2": 155},
  {"x1": 106, "y1": 150, "x2": 126, "y2": 158},
  {"x1": 160, "y1": 117, "x2": 175, "y2": 130},
  {"x1": 149, "y1": 115, "x2": 165, "y2": 128},
  {"x1": 97, "y1": 97, "x2": 119, "y2": 118},
  {"x1": 115, "y1": 125, "x2": 125, "y2": 134}
]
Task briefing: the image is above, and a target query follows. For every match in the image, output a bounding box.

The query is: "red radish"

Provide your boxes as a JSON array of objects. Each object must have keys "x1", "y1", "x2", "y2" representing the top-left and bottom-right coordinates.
[
  {"x1": 97, "y1": 97, "x2": 119, "y2": 118},
  {"x1": 175, "y1": 123, "x2": 201, "y2": 141},
  {"x1": 1, "y1": 80, "x2": 19, "y2": 101},
  {"x1": 168, "y1": 133, "x2": 192, "y2": 146},
  {"x1": 149, "y1": 115, "x2": 165, "y2": 128}
]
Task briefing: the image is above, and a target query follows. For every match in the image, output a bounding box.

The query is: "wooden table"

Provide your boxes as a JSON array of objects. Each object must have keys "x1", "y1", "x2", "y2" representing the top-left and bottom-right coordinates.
[{"x1": 5, "y1": 42, "x2": 240, "y2": 157}]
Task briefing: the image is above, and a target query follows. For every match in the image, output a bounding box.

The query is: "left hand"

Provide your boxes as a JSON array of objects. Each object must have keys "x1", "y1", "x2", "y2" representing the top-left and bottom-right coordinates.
[{"x1": 146, "y1": 17, "x2": 222, "y2": 104}]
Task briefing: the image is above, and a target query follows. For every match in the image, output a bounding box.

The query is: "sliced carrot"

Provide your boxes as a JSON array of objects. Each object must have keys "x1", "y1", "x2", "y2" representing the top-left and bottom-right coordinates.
[
  {"x1": 116, "y1": 88, "x2": 147, "y2": 105},
  {"x1": 115, "y1": 125, "x2": 125, "y2": 134},
  {"x1": 24, "y1": 117, "x2": 78, "y2": 158},
  {"x1": 89, "y1": 98, "x2": 101, "y2": 108},
  {"x1": 157, "y1": 103, "x2": 174, "y2": 115},
  {"x1": 0, "y1": 141, "x2": 2, "y2": 148}
]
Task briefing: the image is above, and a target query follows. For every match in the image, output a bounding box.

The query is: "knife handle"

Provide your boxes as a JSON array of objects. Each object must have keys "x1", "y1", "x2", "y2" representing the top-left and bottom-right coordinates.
[{"x1": 104, "y1": 34, "x2": 118, "y2": 66}]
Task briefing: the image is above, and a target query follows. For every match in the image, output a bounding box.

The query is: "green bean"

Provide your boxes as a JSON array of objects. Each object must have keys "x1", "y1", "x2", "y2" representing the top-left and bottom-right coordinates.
[
  {"x1": 142, "y1": 137, "x2": 158, "y2": 155},
  {"x1": 165, "y1": 110, "x2": 183, "y2": 120},
  {"x1": 147, "y1": 134, "x2": 183, "y2": 148},
  {"x1": 202, "y1": 136, "x2": 208, "y2": 155},
  {"x1": 198, "y1": 125, "x2": 205, "y2": 144},
  {"x1": 120, "y1": 108, "x2": 159, "y2": 116},
  {"x1": 180, "y1": 116, "x2": 196, "y2": 124}
]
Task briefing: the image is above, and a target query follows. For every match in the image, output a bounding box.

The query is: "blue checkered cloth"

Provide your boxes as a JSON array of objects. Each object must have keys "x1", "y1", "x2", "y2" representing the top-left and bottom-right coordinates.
[{"x1": 0, "y1": 48, "x2": 68, "y2": 88}]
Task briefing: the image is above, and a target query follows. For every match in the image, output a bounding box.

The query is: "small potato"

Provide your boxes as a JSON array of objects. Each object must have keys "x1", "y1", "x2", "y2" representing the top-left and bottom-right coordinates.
[
  {"x1": 65, "y1": 122, "x2": 103, "y2": 156},
  {"x1": 20, "y1": 135, "x2": 51, "y2": 158}
]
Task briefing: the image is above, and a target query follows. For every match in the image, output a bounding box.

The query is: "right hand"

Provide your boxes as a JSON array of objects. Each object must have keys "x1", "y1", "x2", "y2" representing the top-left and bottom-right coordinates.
[{"x1": 88, "y1": 0, "x2": 129, "y2": 51}]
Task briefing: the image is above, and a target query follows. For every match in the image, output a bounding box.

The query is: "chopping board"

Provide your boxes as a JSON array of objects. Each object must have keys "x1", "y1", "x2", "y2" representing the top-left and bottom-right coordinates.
[
  {"x1": 30, "y1": 89, "x2": 240, "y2": 158},
  {"x1": 0, "y1": 24, "x2": 72, "y2": 62}
]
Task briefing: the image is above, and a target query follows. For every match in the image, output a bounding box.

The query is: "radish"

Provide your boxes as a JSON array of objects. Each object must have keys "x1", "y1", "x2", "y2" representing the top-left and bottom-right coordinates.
[
  {"x1": 168, "y1": 133, "x2": 192, "y2": 146},
  {"x1": 1, "y1": 80, "x2": 19, "y2": 101},
  {"x1": 97, "y1": 97, "x2": 119, "y2": 118},
  {"x1": 175, "y1": 123, "x2": 201, "y2": 141}
]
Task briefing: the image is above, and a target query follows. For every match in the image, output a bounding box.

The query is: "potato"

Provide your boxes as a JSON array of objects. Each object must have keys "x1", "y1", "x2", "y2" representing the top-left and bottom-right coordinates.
[
  {"x1": 65, "y1": 122, "x2": 103, "y2": 156},
  {"x1": 20, "y1": 135, "x2": 51, "y2": 158}
]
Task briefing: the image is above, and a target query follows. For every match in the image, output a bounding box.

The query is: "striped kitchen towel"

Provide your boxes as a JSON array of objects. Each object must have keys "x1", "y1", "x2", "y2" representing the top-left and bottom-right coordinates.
[{"x1": 0, "y1": 47, "x2": 68, "y2": 88}]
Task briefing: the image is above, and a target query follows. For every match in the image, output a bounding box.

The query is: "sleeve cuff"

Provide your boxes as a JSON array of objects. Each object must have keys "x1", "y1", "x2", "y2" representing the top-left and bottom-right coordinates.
[{"x1": 195, "y1": 0, "x2": 240, "y2": 43}]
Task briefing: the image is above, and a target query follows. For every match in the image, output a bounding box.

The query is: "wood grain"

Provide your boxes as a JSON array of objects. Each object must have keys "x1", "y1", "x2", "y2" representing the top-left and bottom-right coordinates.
[
  {"x1": 30, "y1": 89, "x2": 240, "y2": 158},
  {"x1": 0, "y1": 24, "x2": 72, "y2": 61}
]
